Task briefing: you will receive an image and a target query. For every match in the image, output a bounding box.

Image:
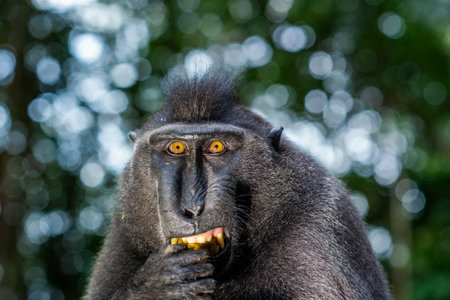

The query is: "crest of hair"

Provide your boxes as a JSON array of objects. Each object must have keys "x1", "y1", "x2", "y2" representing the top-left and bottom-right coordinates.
[{"x1": 159, "y1": 67, "x2": 239, "y2": 122}]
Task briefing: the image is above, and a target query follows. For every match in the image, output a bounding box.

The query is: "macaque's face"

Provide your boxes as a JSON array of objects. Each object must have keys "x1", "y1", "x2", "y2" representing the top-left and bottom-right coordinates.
[{"x1": 135, "y1": 123, "x2": 256, "y2": 273}]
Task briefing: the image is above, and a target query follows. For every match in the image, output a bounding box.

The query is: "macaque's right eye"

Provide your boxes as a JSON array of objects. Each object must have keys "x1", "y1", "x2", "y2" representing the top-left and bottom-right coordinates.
[{"x1": 167, "y1": 141, "x2": 186, "y2": 155}]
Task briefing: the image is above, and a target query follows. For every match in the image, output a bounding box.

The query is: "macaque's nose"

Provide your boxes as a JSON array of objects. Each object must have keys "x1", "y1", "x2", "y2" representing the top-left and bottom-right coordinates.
[{"x1": 183, "y1": 204, "x2": 204, "y2": 218}]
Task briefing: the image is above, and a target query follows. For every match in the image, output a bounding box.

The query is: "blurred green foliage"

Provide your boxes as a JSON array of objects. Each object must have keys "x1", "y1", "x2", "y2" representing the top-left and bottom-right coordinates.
[{"x1": 0, "y1": 0, "x2": 449, "y2": 299}]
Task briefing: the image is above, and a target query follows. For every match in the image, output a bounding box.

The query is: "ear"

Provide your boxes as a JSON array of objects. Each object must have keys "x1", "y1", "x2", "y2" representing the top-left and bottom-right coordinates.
[
  {"x1": 269, "y1": 127, "x2": 283, "y2": 151},
  {"x1": 128, "y1": 131, "x2": 137, "y2": 142}
]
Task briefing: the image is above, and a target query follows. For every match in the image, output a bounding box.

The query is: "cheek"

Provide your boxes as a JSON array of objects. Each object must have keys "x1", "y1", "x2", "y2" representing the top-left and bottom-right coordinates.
[
  {"x1": 232, "y1": 152, "x2": 261, "y2": 181},
  {"x1": 204, "y1": 196, "x2": 236, "y2": 217},
  {"x1": 121, "y1": 179, "x2": 164, "y2": 253}
]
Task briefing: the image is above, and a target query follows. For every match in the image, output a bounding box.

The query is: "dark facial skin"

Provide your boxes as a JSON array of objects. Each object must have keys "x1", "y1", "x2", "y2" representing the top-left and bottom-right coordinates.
[
  {"x1": 148, "y1": 124, "x2": 245, "y2": 271},
  {"x1": 149, "y1": 125, "x2": 243, "y2": 238},
  {"x1": 83, "y1": 70, "x2": 390, "y2": 300}
]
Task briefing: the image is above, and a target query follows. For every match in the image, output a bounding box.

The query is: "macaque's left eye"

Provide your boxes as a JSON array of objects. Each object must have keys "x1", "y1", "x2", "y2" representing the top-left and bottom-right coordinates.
[{"x1": 206, "y1": 141, "x2": 225, "y2": 154}]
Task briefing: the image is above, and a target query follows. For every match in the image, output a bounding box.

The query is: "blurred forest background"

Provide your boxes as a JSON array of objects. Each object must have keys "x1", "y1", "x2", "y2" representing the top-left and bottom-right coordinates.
[{"x1": 0, "y1": 0, "x2": 449, "y2": 299}]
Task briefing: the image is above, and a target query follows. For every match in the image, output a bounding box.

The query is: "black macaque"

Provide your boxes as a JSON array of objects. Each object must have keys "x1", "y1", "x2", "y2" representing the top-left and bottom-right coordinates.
[{"x1": 84, "y1": 69, "x2": 390, "y2": 299}]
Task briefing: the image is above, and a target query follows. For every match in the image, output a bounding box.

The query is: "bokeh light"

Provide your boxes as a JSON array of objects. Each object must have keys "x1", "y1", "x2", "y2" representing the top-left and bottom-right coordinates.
[
  {"x1": 80, "y1": 162, "x2": 105, "y2": 188},
  {"x1": 273, "y1": 24, "x2": 309, "y2": 53},
  {"x1": 110, "y1": 63, "x2": 138, "y2": 88},
  {"x1": 304, "y1": 89, "x2": 328, "y2": 114},
  {"x1": 228, "y1": 0, "x2": 254, "y2": 23},
  {"x1": 74, "y1": 3, "x2": 125, "y2": 32},
  {"x1": 308, "y1": 51, "x2": 333, "y2": 79},
  {"x1": 223, "y1": 44, "x2": 247, "y2": 69},
  {"x1": 0, "y1": 49, "x2": 16, "y2": 84},
  {"x1": 369, "y1": 227, "x2": 393, "y2": 260},
  {"x1": 378, "y1": 12, "x2": 406, "y2": 39},
  {"x1": 389, "y1": 242, "x2": 410, "y2": 268},
  {"x1": 0, "y1": 104, "x2": 12, "y2": 150},
  {"x1": 28, "y1": 14, "x2": 53, "y2": 39},
  {"x1": 350, "y1": 192, "x2": 370, "y2": 218},
  {"x1": 36, "y1": 57, "x2": 61, "y2": 85},
  {"x1": 265, "y1": 0, "x2": 294, "y2": 22},
  {"x1": 423, "y1": 81, "x2": 447, "y2": 106},
  {"x1": 69, "y1": 33, "x2": 104, "y2": 64},
  {"x1": 77, "y1": 205, "x2": 105, "y2": 233},
  {"x1": 31, "y1": 0, "x2": 95, "y2": 12},
  {"x1": 242, "y1": 36, "x2": 273, "y2": 67}
]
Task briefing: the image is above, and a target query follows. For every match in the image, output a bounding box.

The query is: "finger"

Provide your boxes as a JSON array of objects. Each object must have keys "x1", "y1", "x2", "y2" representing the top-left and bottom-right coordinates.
[
  {"x1": 164, "y1": 244, "x2": 186, "y2": 255},
  {"x1": 179, "y1": 278, "x2": 216, "y2": 296},
  {"x1": 176, "y1": 263, "x2": 214, "y2": 280},
  {"x1": 167, "y1": 250, "x2": 210, "y2": 266}
]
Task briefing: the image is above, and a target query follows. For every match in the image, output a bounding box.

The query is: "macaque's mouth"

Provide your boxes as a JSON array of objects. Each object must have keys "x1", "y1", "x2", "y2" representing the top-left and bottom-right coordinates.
[{"x1": 170, "y1": 227, "x2": 229, "y2": 256}]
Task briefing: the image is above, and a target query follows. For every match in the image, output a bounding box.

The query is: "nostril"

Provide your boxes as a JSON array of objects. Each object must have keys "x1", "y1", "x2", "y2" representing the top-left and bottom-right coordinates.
[
  {"x1": 183, "y1": 207, "x2": 195, "y2": 218},
  {"x1": 196, "y1": 205, "x2": 204, "y2": 215},
  {"x1": 183, "y1": 205, "x2": 204, "y2": 218}
]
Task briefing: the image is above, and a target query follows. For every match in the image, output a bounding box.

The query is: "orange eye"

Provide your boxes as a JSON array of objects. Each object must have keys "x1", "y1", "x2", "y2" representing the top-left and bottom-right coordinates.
[
  {"x1": 168, "y1": 141, "x2": 186, "y2": 154},
  {"x1": 207, "y1": 141, "x2": 225, "y2": 154}
]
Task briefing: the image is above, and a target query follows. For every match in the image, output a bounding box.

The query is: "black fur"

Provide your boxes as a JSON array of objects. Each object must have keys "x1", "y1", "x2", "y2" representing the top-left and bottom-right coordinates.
[{"x1": 84, "y1": 69, "x2": 390, "y2": 299}]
